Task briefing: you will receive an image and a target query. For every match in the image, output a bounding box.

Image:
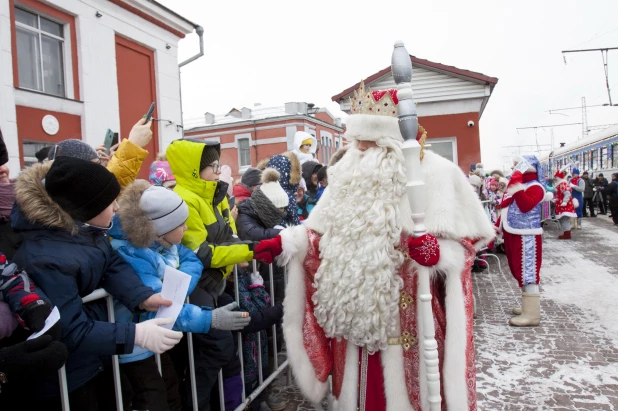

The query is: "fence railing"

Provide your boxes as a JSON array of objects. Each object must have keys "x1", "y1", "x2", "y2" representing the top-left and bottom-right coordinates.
[{"x1": 57, "y1": 262, "x2": 289, "y2": 410}]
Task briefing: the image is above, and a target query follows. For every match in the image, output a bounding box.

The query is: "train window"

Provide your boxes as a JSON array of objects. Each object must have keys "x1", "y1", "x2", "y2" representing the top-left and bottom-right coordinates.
[
  {"x1": 583, "y1": 152, "x2": 589, "y2": 169},
  {"x1": 601, "y1": 147, "x2": 608, "y2": 170},
  {"x1": 591, "y1": 150, "x2": 597, "y2": 170},
  {"x1": 613, "y1": 146, "x2": 618, "y2": 169}
]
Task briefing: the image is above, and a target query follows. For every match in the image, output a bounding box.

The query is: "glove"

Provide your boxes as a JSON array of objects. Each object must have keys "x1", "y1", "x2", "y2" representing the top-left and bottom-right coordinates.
[
  {"x1": 407, "y1": 234, "x2": 440, "y2": 267},
  {"x1": 0, "y1": 335, "x2": 67, "y2": 382},
  {"x1": 509, "y1": 171, "x2": 523, "y2": 186},
  {"x1": 250, "y1": 271, "x2": 264, "y2": 287},
  {"x1": 135, "y1": 318, "x2": 183, "y2": 354},
  {"x1": 211, "y1": 303, "x2": 251, "y2": 331},
  {"x1": 19, "y1": 299, "x2": 61, "y2": 341},
  {"x1": 254, "y1": 236, "x2": 283, "y2": 264}
]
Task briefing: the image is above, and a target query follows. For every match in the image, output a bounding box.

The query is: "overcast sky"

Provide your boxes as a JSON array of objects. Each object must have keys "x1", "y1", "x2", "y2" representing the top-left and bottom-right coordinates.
[{"x1": 159, "y1": 0, "x2": 618, "y2": 172}]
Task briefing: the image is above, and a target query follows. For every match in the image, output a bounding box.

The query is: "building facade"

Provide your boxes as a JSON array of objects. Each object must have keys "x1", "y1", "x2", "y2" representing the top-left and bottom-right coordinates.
[
  {"x1": 1, "y1": 0, "x2": 199, "y2": 178},
  {"x1": 184, "y1": 103, "x2": 345, "y2": 177},
  {"x1": 332, "y1": 55, "x2": 498, "y2": 171}
]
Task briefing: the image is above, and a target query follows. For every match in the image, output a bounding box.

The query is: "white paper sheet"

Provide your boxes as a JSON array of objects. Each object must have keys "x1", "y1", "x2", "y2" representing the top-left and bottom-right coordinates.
[
  {"x1": 27, "y1": 306, "x2": 60, "y2": 340},
  {"x1": 155, "y1": 266, "x2": 192, "y2": 329}
]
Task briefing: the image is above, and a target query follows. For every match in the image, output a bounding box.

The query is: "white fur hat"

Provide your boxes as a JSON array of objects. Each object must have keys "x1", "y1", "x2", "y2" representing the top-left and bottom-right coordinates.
[
  {"x1": 469, "y1": 175, "x2": 483, "y2": 188},
  {"x1": 344, "y1": 114, "x2": 402, "y2": 143},
  {"x1": 259, "y1": 168, "x2": 289, "y2": 208}
]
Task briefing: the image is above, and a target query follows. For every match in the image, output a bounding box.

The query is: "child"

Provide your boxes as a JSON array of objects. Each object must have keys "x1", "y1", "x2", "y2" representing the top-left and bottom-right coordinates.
[
  {"x1": 166, "y1": 140, "x2": 275, "y2": 409},
  {"x1": 11, "y1": 157, "x2": 182, "y2": 408},
  {"x1": 150, "y1": 156, "x2": 177, "y2": 189},
  {"x1": 291, "y1": 131, "x2": 317, "y2": 165},
  {"x1": 110, "y1": 180, "x2": 251, "y2": 411},
  {"x1": 315, "y1": 165, "x2": 328, "y2": 201}
]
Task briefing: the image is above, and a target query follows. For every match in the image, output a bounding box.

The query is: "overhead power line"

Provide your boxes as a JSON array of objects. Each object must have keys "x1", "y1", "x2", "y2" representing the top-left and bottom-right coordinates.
[
  {"x1": 516, "y1": 123, "x2": 581, "y2": 130},
  {"x1": 562, "y1": 47, "x2": 618, "y2": 106}
]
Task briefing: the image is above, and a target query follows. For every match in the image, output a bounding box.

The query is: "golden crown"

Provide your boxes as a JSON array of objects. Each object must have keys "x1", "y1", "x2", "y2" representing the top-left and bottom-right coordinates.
[{"x1": 349, "y1": 81, "x2": 398, "y2": 117}]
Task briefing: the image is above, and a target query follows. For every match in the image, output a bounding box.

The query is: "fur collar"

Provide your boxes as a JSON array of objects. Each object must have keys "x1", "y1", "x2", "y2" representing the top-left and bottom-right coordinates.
[
  {"x1": 282, "y1": 151, "x2": 301, "y2": 186},
  {"x1": 306, "y1": 150, "x2": 495, "y2": 249},
  {"x1": 117, "y1": 180, "x2": 160, "y2": 248},
  {"x1": 14, "y1": 162, "x2": 77, "y2": 234}
]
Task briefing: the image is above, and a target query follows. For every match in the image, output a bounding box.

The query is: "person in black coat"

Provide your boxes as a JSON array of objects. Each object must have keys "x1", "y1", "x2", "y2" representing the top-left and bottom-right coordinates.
[
  {"x1": 10, "y1": 158, "x2": 181, "y2": 408},
  {"x1": 594, "y1": 173, "x2": 609, "y2": 214},
  {"x1": 606, "y1": 173, "x2": 618, "y2": 224}
]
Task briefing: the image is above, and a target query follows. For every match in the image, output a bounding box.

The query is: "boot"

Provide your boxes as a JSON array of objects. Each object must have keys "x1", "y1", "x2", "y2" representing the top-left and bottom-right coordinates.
[
  {"x1": 577, "y1": 219, "x2": 583, "y2": 229},
  {"x1": 557, "y1": 230, "x2": 571, "y2": 240},
  {"x1": 509, "y1": 293, "x2": 540, "y2": 326}
]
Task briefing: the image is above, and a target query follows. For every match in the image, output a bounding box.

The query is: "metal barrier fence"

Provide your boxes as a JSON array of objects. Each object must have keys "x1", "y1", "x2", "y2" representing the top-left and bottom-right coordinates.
[{"x1": 57, "y1": 262, "x2": 289, "y2": 411}]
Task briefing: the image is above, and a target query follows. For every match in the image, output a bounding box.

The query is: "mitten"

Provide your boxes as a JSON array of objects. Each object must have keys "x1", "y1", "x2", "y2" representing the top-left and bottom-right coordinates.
[
  {"x1": 254, "y1": 236, "x2": 283, "y2": 264},
  {"x1": 407, "y1": 234, "x2": 440, "y2": 267},
  {"x1": 211, "y1": 303, "x2": 250, "y2": 331},
  {"x1": 561, "y1": 202, "x2": 567, "y2": 207},
  {"x1": 18, "y1": 298, "x2": 61, "y2": 341},
  {"x1": 0, "y1": 335, "x2": 68, "y2": 382},
  {"x1": 509, "y1": 170, "x2": 523, "y2": 186},
  {"x1": 135, "y1": 318, "x2": 183, "y2": 354}
]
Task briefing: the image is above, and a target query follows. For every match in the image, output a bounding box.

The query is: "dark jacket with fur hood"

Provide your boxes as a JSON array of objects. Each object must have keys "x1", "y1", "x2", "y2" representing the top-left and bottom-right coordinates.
[{"x1": 10, "y1": 162, "x2": 155, "y2": 397}]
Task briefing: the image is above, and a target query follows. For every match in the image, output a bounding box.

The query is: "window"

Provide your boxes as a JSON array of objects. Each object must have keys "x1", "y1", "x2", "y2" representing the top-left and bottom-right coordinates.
[
  {"x1": 22, "y1": 141, "x2": 50, "y2": 167},
  {"x1": 601, "y1": 147, "x2": 608, "y2": 169},
  {"x1": 426, "y1": 140, "x2": 456, "y2": 163},
  {"x1": 238, "y1": 138, "x2": 250, "y2": 168},
  {"x1": 583, "y1": 152, "x2": 588, "y2": 169},
  {"x1": 15, "y1": 7, "x2": 65, "y2": 97},
  {"x1": 591, "y1": 149, "x2": 597, "y2": 170},
  {"x1": 612, "y1": 145, "x2": 618, "y2": 169}
]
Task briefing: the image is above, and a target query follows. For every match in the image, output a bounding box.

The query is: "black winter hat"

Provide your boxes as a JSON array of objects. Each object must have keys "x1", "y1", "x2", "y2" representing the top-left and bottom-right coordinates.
[
  {"x1": 317, "y1": 166, "x2": 328, "y2": 182},
  {"x1": 241, "y1": 168, "x2": 262, "y2": 187},
  {"x1": 199, "y1": 145, "x2": 220, "y2": 171},
  {"x1": 45, "y1": 156, "x2": 120, "y2": 222}
]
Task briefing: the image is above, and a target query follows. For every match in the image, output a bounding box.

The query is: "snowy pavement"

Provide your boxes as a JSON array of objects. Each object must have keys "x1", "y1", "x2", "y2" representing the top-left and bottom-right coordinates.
[
  {"x1": 474, "y1": 215, "x2": 618, "y2": 411},
  {"x1": 270, "y1": 215, "x2": 618, "y2": 410}
]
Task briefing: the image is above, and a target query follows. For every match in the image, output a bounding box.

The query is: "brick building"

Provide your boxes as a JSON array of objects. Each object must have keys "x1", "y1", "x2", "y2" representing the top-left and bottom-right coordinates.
[
  {"x1": 1, "y1": 0, "x2": 200, "y2": 178},
  {"x1": 332, "y1": 55, "x2": 498, "y2": 171},
  {"x1": 183, "y1": 103, "x2": 345, "y2": 178}
]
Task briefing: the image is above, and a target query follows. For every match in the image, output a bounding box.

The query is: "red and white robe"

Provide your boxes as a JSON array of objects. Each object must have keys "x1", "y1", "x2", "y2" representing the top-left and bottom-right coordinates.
[{"x1": 280, "y1": 225, "x2": 478, "y2": 411}]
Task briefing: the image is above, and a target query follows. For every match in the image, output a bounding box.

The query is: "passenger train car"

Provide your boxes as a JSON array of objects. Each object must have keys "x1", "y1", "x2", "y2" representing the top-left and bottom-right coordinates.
[{"x1": 539, "y1": 124, "x2": 618, "y2": 178}]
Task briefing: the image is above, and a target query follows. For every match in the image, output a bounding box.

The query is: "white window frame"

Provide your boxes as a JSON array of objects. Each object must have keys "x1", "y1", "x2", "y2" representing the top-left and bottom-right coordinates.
[
  {"x1": 425, "y1": 137, "x2": 458, "y2": 164},
  {"x1": 235, "y1": 133, "x2": 253, "y2": 172}
]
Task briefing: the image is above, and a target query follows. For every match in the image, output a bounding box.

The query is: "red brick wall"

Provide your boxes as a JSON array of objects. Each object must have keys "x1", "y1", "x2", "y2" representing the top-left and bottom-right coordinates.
[{"x1": 419, "y1": 112, "x2": 481, "y2": 171}]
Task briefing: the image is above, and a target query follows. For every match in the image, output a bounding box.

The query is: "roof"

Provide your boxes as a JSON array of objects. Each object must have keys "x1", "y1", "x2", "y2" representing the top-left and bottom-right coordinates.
[
  {"x1": 147, "y1": 0, "x2": 200, "y2": 28},
  {"x1": 332, "y1": 55, "x2": 498, "y2": 102},
  {"x1": 550, "y1": 124, "x2": 618, "y2": 157}
]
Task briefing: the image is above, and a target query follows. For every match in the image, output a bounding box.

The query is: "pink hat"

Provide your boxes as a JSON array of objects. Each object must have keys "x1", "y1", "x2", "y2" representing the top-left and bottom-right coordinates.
[{"x1": 149, "y1": 161, "x2": 175, "y2": 186}]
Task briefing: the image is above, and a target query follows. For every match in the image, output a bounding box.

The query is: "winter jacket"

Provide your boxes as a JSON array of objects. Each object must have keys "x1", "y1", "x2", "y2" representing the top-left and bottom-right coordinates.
[
  {"x1": 594, "y1": 177, "x2": 609, "y2": 192},
  {"x1": 106, "y1": 139, "x2": 149, "y2": 189},
  {"x1": 166, "y1": 140, "x2": 254, "y2": 290},
  {"x1": 267, "y1": 153, "x2": 301, "y2": 226},
  {"x1": 10, "y1": 162, "x2": 154, "y2": 396},
  {"x1": 607, "y1": 180, "x2": 618, "y2": 208},
  {"x1": 297, "y1": 194, "x2": 316, "y2": 220},
  {"x1": 108, "y1": 216, "x2": 209, "y2": 364},
  {"x1": 582, "y1": 176, "x2": 594, "y2": 199},
  {"x1": 291, "y1": 132, "x2": 317, "y2": 165},
  {"x1": 236, "y1": 200, "x2": 282, "y2": 242},
  {"x1": 232, "y1": 184, "x2": 252, "y2": 203}
]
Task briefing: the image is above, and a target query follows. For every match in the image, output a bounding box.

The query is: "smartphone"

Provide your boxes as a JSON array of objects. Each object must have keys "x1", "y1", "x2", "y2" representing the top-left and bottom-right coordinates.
[
  {"x1": 228, "y1": 196, "x2": 236, "y2": 210},
  {"x1": 103, "y1": 129, "x2": 115, "y2": 154},
  {"x1": 144, "y1": 102, "x2": 155, "y2": 122},
  {"x1": 112, "y1": 132, "x2": 119, "y2": 147}
]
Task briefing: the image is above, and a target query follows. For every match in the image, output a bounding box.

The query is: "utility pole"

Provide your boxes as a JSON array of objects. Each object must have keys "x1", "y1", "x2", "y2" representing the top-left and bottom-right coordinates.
[
  {"x1": 562, "y1": 47, "x2": 618, "y2": 106},
  {"x1": 581, "y1": 96, "x2": 588, "y2": 139}
]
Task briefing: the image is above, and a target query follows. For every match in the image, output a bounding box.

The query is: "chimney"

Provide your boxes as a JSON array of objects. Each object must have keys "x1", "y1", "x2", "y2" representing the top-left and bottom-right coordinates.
[
  {"x1": 204, "y1": 112, "x2": 215, "y2": 125},
  {"x1": 241, "y1": 107, "x2": 252, "y2": 119},
  {"x1": 285, "y1": 102, "x2": 297, "y2": 114},
  {"x1": 335, "y1": 118, "x2": 342, "y2": 127}
]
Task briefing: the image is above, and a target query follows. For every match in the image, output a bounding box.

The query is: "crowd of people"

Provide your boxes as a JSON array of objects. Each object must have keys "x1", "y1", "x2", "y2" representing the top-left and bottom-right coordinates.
[{"x1": 0, "y1": 121, "x2": 330, "y2": 411}]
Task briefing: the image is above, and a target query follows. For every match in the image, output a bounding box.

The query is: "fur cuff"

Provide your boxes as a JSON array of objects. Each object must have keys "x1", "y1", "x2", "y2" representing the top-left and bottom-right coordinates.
[
  {"x1": 276, "y1": 225, "x2": 308, "y2": 266},
  {"x1": 572, "y1": 198, "x2": 579, "y2": 209},
  {"x1": 506, "y1": 183, "x2": 526, "y2": 196},
  {"x1": 544, "y1": 192, "x2": 554, "y2": 202}
]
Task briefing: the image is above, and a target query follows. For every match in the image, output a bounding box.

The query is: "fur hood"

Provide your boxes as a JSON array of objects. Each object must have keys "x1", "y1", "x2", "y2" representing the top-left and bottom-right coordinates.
[
  {"x1": 490, "y1": 169, "x2": 505, "y2": 178},
  {"x1": 282, "y1": 152, "x2": 301, "y2": 186},
  {"x1": 116, "y1": 180, "x2": 159, "y2": 248},
  {"x1": 14, "y1": 162, "x2": 77, "y2": 234}
]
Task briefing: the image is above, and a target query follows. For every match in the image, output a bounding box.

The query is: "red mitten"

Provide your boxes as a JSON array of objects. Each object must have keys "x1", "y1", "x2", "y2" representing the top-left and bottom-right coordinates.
[
  {"x1": 253, "y1": 236, "x2": 283, "y2": 264},
  {"x1": 407, "y1": 234, "x2": 440, "y2": 267},
  {"x1": 508, "y1": 170, "x2": 523, "y2": 187}
]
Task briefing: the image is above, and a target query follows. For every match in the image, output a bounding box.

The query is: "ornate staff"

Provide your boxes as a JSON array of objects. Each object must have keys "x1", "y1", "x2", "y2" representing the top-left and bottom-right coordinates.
[{"x1": 392, "y1": 41, "x2": 442, "y2": 410}]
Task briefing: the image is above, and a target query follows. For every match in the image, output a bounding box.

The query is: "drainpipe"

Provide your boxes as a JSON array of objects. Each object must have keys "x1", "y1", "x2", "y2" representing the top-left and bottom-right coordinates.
[{"x1": 178, "y1": 26, "x2": 205, "y2": 138}]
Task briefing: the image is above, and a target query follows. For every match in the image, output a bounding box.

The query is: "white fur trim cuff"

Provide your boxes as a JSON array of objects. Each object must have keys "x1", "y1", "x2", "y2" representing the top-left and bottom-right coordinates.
[
  {"x1": 506, "y1": 183, "x2": 526, "y2": 196},
  {"x1": 344, "y1": 114, "x2": 402, "y2": 143}
]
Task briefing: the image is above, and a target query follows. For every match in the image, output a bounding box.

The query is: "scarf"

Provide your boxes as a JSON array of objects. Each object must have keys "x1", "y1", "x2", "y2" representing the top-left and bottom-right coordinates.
[
  {"x1": 250, "y1": 189, "x2": 285, "y2": 228},
  {"x1": 0, "y1": 182, "x2": 15, "y2": 220}
]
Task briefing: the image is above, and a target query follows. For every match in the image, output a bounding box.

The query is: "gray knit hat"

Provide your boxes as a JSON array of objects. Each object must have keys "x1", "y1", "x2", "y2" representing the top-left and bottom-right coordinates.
[
  {"x1": 140, "y1": 186, "x2": 189, "y2": 236},
  {"x1": 241, "y1": 168, "x2": 262, "y2": 187},
  {"x1": 48, "y1": 139, "x2": 98, "y2": 162}
]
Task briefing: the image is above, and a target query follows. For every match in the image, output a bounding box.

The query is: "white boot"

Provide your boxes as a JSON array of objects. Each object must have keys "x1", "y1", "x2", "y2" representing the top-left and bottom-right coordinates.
[{"x1": 509, "y1": 293, "x2": 540, "y2": 326}]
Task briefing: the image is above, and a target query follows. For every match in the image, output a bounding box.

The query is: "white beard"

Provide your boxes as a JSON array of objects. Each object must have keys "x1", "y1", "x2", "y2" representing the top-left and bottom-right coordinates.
[{"x1": 311, "y1": 145, "x2": 407, "y2": 353}]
